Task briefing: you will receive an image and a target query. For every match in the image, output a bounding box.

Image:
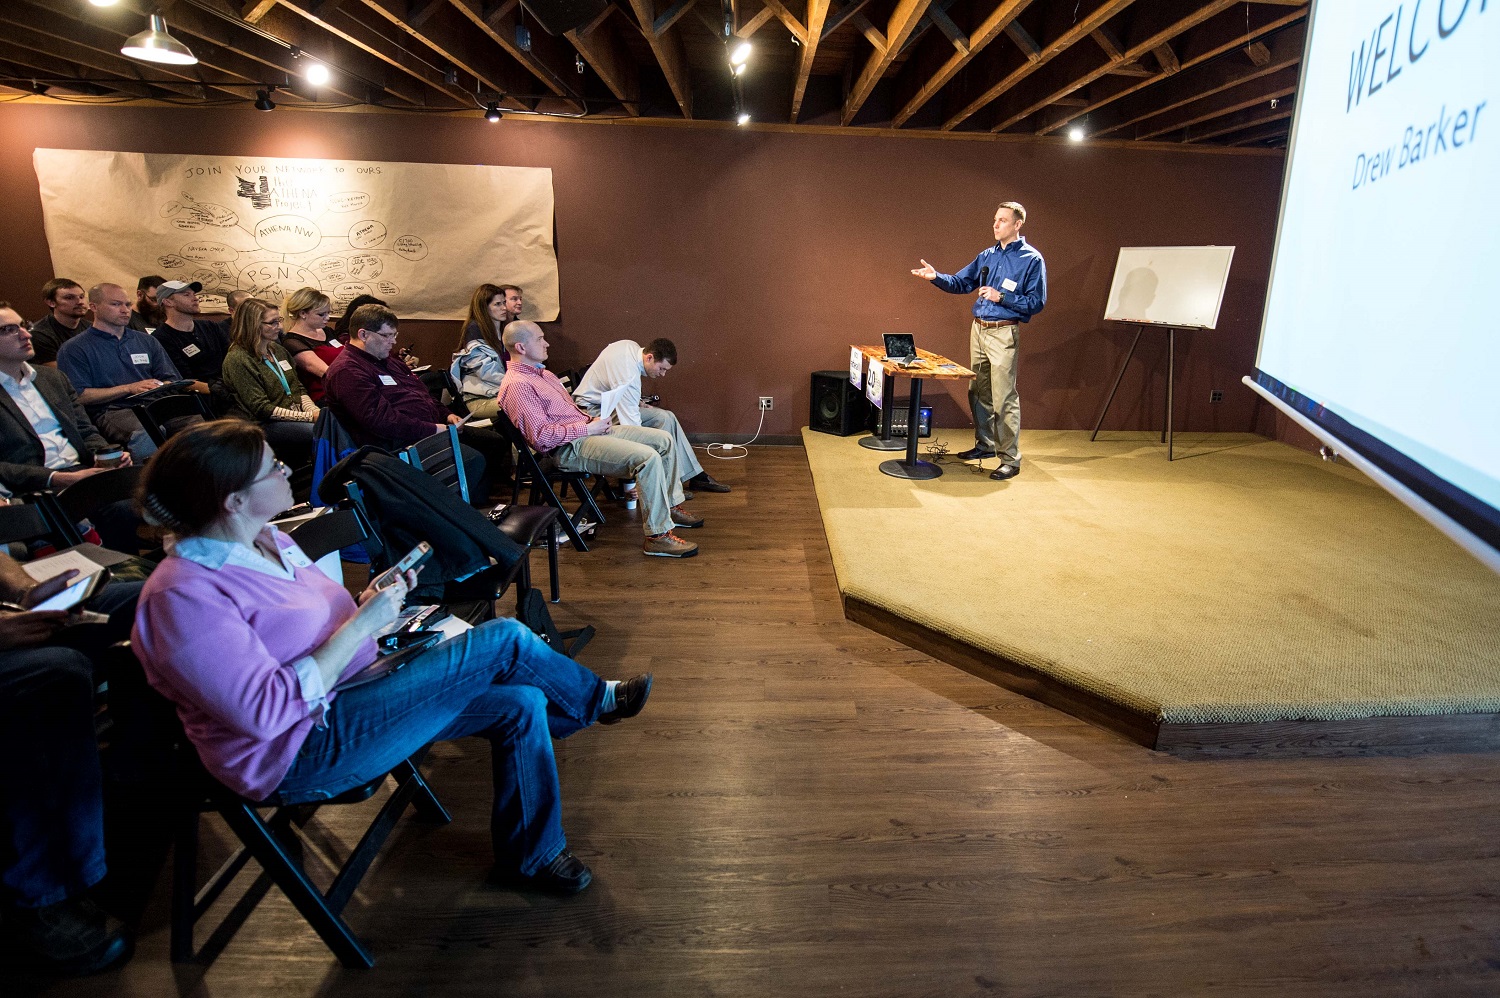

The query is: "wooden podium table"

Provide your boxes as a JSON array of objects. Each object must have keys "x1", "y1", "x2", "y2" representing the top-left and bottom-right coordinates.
[{"x1": 853, "y1": 345, "x2": 975, "y2": 480}]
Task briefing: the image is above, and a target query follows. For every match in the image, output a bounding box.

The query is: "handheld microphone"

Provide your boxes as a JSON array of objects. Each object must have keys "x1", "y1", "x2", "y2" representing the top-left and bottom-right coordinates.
[{"x1": 977, "y1": 266, "x2": 989, "y2": 302}]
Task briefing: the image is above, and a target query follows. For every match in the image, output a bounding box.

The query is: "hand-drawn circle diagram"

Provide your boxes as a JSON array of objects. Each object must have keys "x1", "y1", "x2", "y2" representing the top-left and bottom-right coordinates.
[{"x1": 150, "y1": 184, "x2": 423, "y2": 303}]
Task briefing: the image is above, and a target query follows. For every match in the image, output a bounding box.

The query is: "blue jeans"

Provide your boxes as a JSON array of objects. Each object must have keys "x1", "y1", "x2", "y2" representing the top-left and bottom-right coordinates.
[
  {"x1": 275, "y1": 618, "x2": 606, "y2": 876},
  {"x1": 0, "y1": 646, "x2": 106, "y2": 908}
]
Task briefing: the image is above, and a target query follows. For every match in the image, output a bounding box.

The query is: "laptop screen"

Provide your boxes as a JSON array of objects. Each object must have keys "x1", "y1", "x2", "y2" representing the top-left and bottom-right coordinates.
[{"x1": 883, "y1": 333, "x2": 916, "y2": 359}]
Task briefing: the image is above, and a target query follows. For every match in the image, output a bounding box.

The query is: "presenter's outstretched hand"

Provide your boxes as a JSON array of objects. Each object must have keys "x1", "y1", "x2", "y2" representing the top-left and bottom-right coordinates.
[{"x1": 911, "y1": 259, "x2": 937, "y2": 281}]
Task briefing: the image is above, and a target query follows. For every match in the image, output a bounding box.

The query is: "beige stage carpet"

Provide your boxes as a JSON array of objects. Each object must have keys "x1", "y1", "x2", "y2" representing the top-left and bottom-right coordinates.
[{"x1": 803, "y1": 428, "x2": 1500, "y2": 725}]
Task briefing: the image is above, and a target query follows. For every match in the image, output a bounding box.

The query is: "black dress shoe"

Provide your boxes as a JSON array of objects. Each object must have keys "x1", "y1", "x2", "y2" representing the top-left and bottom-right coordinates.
[
  {"x1": 954, "y1": 445, "x2": 997, "y2": 461},
  {"x1": 497, "y1": 850, "x2": 593, "y2": 895},
  {"x1": 989, "y1": 463, "x2": 1021, "y2": 481},
  {"x1": 687, "y1": 472, "x2": 731, "y2": 494},
  {"x1": 599, "y1": 673, "x2": 652, "y2": 724},
  {"x1": 2, "y1": 897, "x2": 133, "y2": 976}
]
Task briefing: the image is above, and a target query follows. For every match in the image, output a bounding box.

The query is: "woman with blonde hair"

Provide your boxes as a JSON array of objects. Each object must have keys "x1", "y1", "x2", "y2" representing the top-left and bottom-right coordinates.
[
  {"x1": 450, "y1": 283, "x2": 514, "y2": 420},
  {"x1": 280, "y1": 288, "x2": 339, "y2": 403},
  {"x1": 220, "y1": 297, "x2": 318, "y2": 467}
]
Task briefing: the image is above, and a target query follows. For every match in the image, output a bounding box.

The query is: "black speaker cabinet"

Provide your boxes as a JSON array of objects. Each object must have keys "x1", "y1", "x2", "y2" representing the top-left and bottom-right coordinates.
[
  {"x1": 810, "y1": 370, "x2": 873, "y2": 436},
  {"x1": 521, "y1": 0, "x2": 611, "y2": 35}
]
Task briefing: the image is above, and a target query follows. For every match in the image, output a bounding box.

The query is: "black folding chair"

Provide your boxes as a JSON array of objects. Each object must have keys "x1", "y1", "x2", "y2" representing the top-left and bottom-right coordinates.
[
  {"x1": 131, "y1": 392, "x2": 214, "y2": 447},
  {"x1": 0, "y1": 501, "x2": 58, "y2": 546},
  {"x1": 492, "y1": 411, "x2": 605, "y2": 553},
  {"x1": 99, "y1": 642, "x2": 449, "y2": 970},
  {"x1": 285, "y1": 506, "x2": 371, "y2": 563},
  {"x1": 403, "y1": 429, "x2": 568, "y2": 603},
  {"x1": 47, "y1": 465, "x2": 147, "y2": 548}
]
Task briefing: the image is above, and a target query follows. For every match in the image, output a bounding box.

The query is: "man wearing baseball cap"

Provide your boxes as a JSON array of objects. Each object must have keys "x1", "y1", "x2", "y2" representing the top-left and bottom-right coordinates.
[{"x1": 153, "y1": 281, "x2": 230, "y2": 408}]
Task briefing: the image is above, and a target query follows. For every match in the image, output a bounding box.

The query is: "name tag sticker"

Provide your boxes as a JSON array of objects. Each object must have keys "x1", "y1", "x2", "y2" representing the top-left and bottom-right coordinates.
[
  {"x1": 330, "y1": 341, "x2": 343, "y2": 350},
  {"x1": 181, "y1": 343, "x2": 201, "y2": 357},
  {"x1": 378, "y1": 375, "x2": 398, "y2": 386},
  {"x1": 278, "y1": 359, "x2": 293, "y2": 371},
  {"x1": 130, "y1": 353, "x2": 150, "y2": 365},
  {"x1": 1001, "y1": 278, "x2": 1018, "y2": 292}
]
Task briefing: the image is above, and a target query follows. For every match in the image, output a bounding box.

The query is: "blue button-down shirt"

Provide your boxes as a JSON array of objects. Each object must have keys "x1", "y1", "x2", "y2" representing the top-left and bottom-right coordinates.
[
  {"x1": 931, "y1": 236, "x2": 1048, "y2": 323},
  {"x1": 56, "y1": 325, "x2": 181, "y2": 416}
]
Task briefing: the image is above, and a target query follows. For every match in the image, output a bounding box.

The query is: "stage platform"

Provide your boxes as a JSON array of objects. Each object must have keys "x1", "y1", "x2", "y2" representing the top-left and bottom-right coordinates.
[{"x1": 803, "y1": 427, "x2": 1500, "y2": 754}]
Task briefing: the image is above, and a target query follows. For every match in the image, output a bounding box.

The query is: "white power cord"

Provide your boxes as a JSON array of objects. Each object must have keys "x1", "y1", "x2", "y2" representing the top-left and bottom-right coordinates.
[{"x1": 702, "y1": 406, "x2": 767, "y2": 461}]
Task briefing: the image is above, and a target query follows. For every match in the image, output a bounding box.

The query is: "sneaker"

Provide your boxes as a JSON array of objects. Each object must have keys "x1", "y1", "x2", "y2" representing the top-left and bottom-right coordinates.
[
  {"x1": 643, "y1": 531, "x2": 698, "y2": 557},
  {"x1": 670, "y1": 505, "x2": 704, "y2": 528},
  {"x1": 1, "y1": 897, "x2": 132, "y2": 976},
  {"x1": 989, "y1": 463, "x2": 1021, "y2": 481}
]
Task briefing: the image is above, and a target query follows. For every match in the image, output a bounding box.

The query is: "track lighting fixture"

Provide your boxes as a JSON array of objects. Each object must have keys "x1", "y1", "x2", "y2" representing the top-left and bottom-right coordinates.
[
  {"x1": 121, "y1": 14, "x2": 198, "y2": 66},
  {"x1": 485, "y1": 102, "x2": 502, "y2": 122},
  {"x1": 255, "y1": 88, "x2": 277, "y2": 111}
]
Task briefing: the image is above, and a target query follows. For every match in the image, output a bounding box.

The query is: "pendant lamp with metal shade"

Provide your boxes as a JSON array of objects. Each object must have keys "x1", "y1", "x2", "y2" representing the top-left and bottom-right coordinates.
[{"x1": 120, "y1": 14, "x2": 199, "y2": 66}]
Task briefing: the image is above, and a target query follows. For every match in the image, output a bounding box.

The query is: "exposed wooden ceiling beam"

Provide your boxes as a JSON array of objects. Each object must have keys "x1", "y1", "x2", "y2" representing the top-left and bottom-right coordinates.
[
  {"x1": 988, "y1": 0, "x2": 1238, "y2": 133},
  {"x1": 1134, "y1": 64, "x2": 1296, "y2": 139},
  {"x1": 275, "y1": 0, "x2": 485, "y2": 107},
  {"x1": 565, "y1": 13, "x2": 639, "y2": 105},
  {"x1": 218, "y1": 0, "x2": 437, "y2": 105},
  {"x1": 841, "y1": 0, "x2": 933, "y2": 125},
  {"x1": 0, "y1": 42, "x2": 169, "y2": 101},
  {"x1": 1033, "y1": 1, "x2": 1305, "y2": 136},
  {"x1": 891, "y1": 0, "x2": 1032, "y2": 128},
  {"x1": 849, "y1": 12, "x2": 886, "y2": 52},
  {"x1": 1178, "y1": 100, "x2": 1292, "y2": 142},
  {"x1": 653, "y1": 0, "x2": 698, "y2": 35},
  {"x1": 1085, "y1": 20, "x2": 1303, "y2": 138},
  {"x1": 626, "y1": 0, "x2": 693, "y2": 118},
  {"x1": 446, "y1": 0, "x2": 586, "y2": 110},
  {"x1": 1, "y1": 5, "x2": 218, "y2": 100},
  {"x1": 941, "y1": 0, "x2": 1137, "y2": 131},
  {"x1": 791, "y1": 0, "x2": 831, "y2": 122}
]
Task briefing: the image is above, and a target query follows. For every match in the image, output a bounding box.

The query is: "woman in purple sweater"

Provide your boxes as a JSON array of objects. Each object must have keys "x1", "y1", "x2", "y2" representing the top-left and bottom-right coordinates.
[{"x1": 130, "y1": 421, "x2": 650, "y2": 894}]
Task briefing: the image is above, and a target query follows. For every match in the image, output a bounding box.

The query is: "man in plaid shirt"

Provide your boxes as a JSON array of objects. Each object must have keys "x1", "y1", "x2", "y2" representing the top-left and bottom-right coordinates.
[{"x1": 497, "y1": 322, "x2": 702, "y2": 558}]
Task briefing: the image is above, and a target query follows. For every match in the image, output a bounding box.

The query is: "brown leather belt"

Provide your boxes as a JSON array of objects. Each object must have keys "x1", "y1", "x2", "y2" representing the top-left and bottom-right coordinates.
[{"x1": 974, "y1": 318, "x2": 1019, "y2": 329}]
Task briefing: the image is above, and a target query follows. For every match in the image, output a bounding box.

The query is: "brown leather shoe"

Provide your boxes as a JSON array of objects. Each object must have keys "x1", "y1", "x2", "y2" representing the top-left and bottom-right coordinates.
[
  {"x1": 670, "y1": 505, "x2": 704, "y2": 528},
  {"x1": 687, "y1": 472, "x2": 731, "y2": 494},
  {"x1": 599, "y1": 673, "x2": 652, "y2": 725},
  {"x1": 495, "y1": 850, "x2": 593, "y2": 895},
  {"x1": 643, "y1": 531, "x2": 698, "y2": 557}
]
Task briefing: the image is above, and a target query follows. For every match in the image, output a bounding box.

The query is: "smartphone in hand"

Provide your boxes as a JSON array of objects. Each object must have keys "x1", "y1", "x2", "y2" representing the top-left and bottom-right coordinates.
[{"x1": 371, "y1": 542, "x2": 433, "y2": 590}]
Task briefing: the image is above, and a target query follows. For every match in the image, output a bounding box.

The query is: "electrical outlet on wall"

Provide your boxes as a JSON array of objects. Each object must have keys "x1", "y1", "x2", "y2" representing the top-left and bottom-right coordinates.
[
  {"x1": 1209, "y1": 389, "x2": 1224, "y2": 403},
  {"x1": 758, "y1": 397, "x2": 774, "y2": 410}
]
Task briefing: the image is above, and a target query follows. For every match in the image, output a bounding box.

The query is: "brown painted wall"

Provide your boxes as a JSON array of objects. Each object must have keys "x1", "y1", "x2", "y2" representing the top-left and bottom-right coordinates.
[{"x1": 0, "y1": 103, "x2": 1288, "y2": 441}]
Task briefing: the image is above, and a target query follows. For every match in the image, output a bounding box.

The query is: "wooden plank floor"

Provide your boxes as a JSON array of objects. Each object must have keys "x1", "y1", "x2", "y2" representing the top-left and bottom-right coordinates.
[{"x1": 38, "y1": 446, "x2": 1500, "y2": 997}]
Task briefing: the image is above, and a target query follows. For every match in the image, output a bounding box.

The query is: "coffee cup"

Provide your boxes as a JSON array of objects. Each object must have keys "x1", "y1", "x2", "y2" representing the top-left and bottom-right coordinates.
[{"x1": 94, "y1": 449, "x2": 126, "y2": 469}]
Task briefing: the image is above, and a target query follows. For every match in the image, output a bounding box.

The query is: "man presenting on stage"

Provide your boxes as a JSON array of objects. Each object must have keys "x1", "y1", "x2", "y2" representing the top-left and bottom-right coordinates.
[{"x1": 911, "y1": 201, "x2": 1046, "y2": 481}]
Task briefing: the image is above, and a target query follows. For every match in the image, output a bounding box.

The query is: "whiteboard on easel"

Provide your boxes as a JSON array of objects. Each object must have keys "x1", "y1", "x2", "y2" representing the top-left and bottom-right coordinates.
[{"x1": 1103, "y1": 246, "x2": 1235, "y2": 329}]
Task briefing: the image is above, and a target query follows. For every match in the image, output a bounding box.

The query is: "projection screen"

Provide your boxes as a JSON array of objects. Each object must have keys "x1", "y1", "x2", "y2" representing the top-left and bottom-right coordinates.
[{"x1": 1249, "y1": 0, "x2": 1500, "y2": 573}]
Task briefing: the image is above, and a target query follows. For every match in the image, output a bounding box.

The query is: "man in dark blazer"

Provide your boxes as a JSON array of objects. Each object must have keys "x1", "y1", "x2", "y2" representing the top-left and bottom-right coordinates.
[{"x1": 0, "y1": 302, "x2": 126, "y2": 497}]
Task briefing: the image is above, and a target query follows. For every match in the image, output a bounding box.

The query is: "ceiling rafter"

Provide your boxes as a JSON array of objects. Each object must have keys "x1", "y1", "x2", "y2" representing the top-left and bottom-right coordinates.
[
  {"x1": 986, "y1": 0, "x2": 1241, "y2": 133},
  {"x1": 625, "y1": 0, "x2": 693, "y2": 118},
  {"x1": 1033, "y1": 2, "x2": 1306, "y2": 136},
  {"x1": 1133, "y1": 63, "x2": 1296, "y2": 140},
  {"x1": 275, "y1": 0, "x2": 503, "y2": 108},
  {"x1": 841, "y1": 0, "x2": 934, "y2": 125},
  {"x1": 220, "y1": 0, "x2": 435, "y2": 105},
  {"x1": 564, "y1": 10, "x2": 639, "y2": 105},
  {"x1": 1179, "y1": 99, "x2": 1292, "y2": 142},
  {"x1": 445, "y1": 0, "x2": 586, "y2": 110},
  {"x1": 1085, "y1": 20, "x2": 1304, "y2": 139},
  {"x1": 791, "y1": 0, "x2": 831, "y2": 122},
  {"x1": 891, "y1": 0, "x2": 1033, "y2": 127},
  {"x1": 941, "y1": 0, "x2": 1138, "y2": 131}
]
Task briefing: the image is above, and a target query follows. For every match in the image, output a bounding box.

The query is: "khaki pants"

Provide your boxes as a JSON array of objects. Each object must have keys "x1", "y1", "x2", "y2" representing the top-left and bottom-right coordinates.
[
  {"x1": 638, "y1": 406, "x2": 704, "y2": 482},
  {"x1": 968, "y1": 320, "x2": 1021, "y2": 464},
  {"x1": 552, "y1": 425, "x2": 687, "y2": 536}
]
